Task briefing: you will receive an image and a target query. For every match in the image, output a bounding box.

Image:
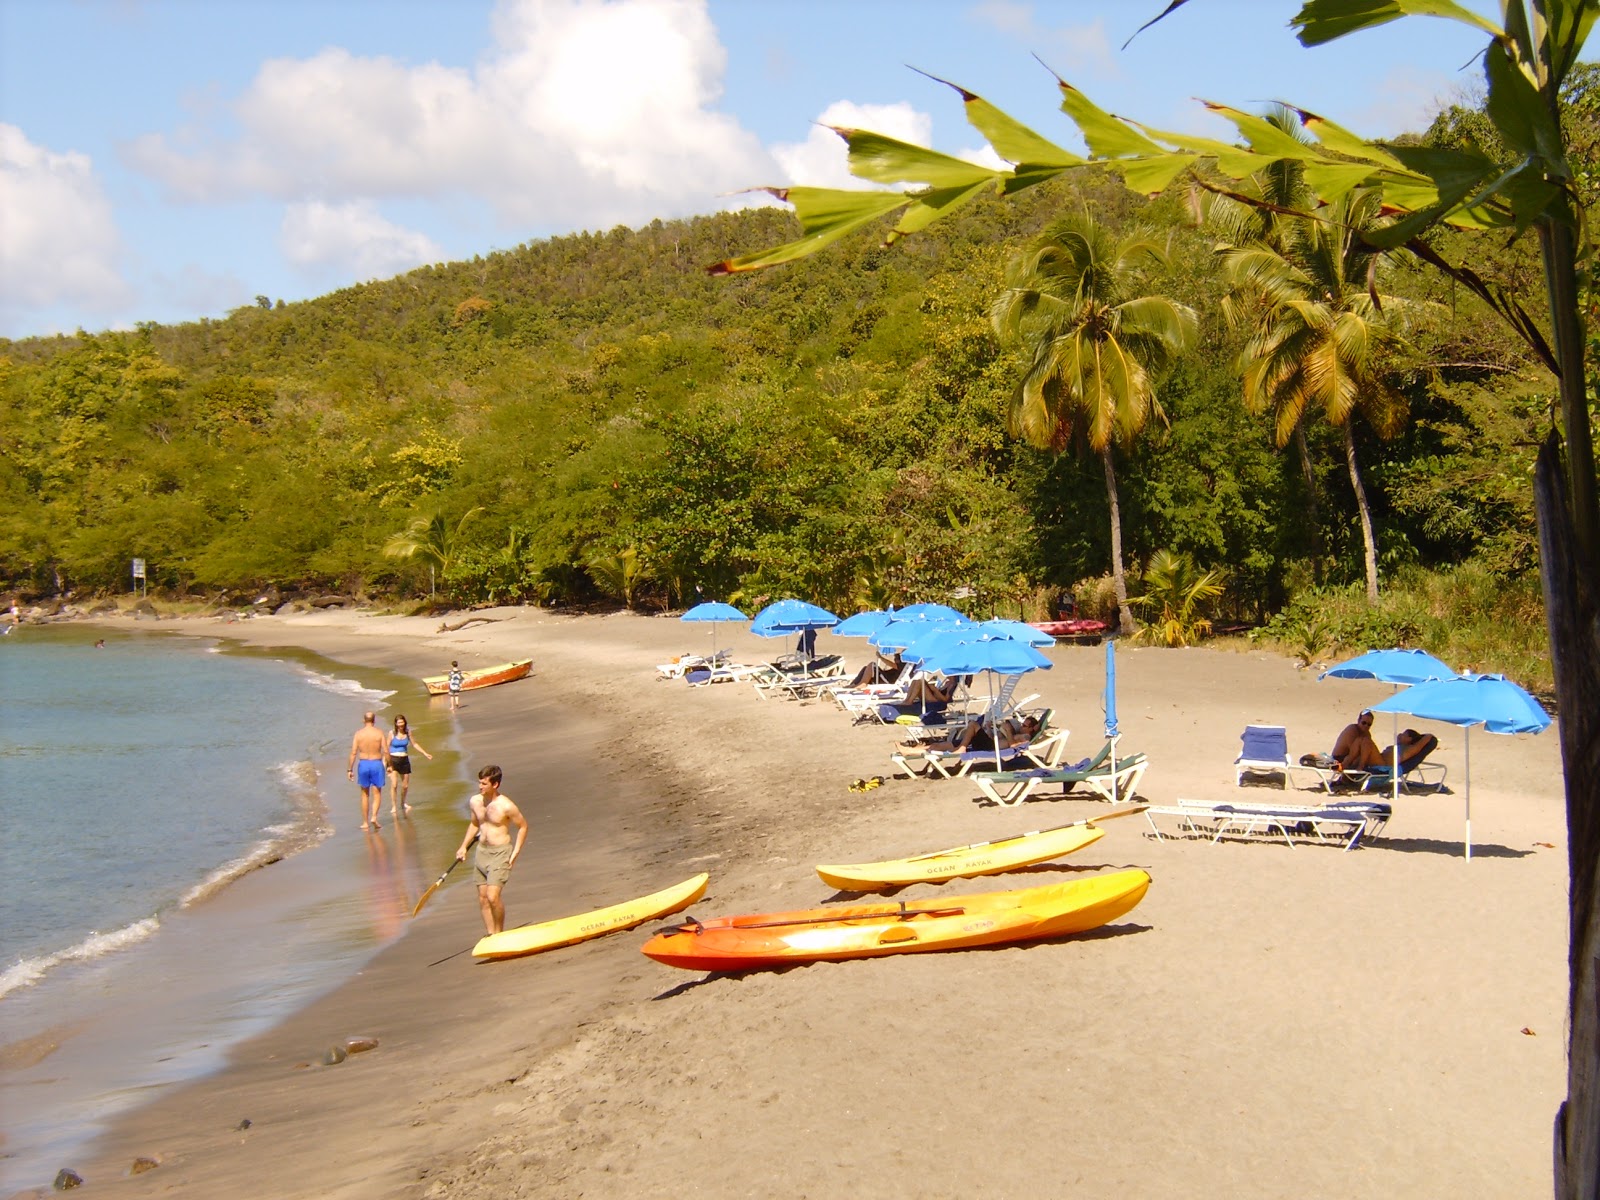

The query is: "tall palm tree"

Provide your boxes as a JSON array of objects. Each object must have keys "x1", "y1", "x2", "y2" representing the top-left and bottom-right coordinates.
[
  {"x1": 991, "y1": 212, "x2": 1197, "y2": 633},
  {"x1": 1217, "y1": 182, "x2": 1408, "y2": 603}
]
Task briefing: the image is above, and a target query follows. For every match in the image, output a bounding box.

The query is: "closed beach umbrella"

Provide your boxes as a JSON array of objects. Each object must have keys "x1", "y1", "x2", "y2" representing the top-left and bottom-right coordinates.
[
  {"x1": 679, "y1": 601, "x2": 748, "y2": 657},
  {"x1": 1368, "y1": 673, "x2": 1552, "y2": 859},
  {"x1": 1322, "y1": 648, "x2": 1458, "y2": 802}
]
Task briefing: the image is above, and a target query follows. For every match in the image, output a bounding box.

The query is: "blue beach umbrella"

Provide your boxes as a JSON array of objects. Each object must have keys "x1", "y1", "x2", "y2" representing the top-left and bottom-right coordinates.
[
  {"x1": 978, "y1": 618, "x2": 1056, "y2": 648},
  {"x1": 1369, "y1": 673, "x2": 1551, "y2": 859},
  {"x1": 750, "y1": 599, "x2": 839, "y2": 657},
  {"x1": 1103, "y1": 638, "x2": 1119, "y2": 741},
  {"x1": 834, "y1": 609, "x2": 896, "y2": 638},
  {"x1": 1322, "y1": 648, "x2": 1458, "y2": 802},
  {"x1": 896, "y1": 602, "x2": 966, "y2": 622},
  {"x1": 921, "y1": 636, "x2": 1053, "y2": 771},
  {"x1": 869, "y1": 614, "x2": 970, "y2": 651},
  {"x1": 749, "y1": 599, "x2": 839, "y2": 636},
  {"x1": 679, "y1": 601, "x2": 748, "y2": 656}
]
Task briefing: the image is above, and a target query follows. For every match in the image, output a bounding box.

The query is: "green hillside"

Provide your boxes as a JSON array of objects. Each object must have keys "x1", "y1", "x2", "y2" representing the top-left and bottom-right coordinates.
[{"x1": 0, "y1": 120, "x2": 1557, "y2": 676}]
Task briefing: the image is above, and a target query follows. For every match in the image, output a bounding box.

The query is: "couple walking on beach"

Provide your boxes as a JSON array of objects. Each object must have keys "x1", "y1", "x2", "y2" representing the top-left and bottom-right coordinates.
[{"x1": 347, "y1": 711, "x2": 434, "y2": 831}]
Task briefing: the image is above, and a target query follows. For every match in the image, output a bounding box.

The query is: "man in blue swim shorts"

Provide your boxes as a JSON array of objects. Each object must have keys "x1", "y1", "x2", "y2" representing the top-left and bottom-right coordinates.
[{"x1": 347, "y1": 711, "x2": 390, "y2": 832}]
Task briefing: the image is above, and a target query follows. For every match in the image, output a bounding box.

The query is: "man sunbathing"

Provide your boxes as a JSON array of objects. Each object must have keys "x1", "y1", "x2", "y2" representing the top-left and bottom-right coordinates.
[
  {"x1": 1333, "y1": 711, "x2": 1439, "y2": 774},
  {"x1": 903, "y1": 714, "x2": 1039, "y2": 756}
]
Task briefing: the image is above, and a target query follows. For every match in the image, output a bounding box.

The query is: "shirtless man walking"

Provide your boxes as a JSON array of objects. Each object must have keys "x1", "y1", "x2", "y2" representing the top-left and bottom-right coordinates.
[
  {"x1": 347, "y1": 711, "x2": 390, "y2": 831},
  {"x1": 455, "y1": 765, "x2": 529, "y2": 936}
]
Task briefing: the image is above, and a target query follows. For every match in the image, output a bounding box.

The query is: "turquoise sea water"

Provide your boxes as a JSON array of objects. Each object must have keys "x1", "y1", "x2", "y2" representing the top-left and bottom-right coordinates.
[{"x1": 0, "y1": 624, "x2": 464, "y2": 1191}]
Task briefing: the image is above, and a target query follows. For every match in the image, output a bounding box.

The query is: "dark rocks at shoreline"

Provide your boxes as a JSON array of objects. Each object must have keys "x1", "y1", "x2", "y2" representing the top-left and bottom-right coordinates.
[{"x1": 50, "y1": 1168, "x2": 82, "y2": 1190}]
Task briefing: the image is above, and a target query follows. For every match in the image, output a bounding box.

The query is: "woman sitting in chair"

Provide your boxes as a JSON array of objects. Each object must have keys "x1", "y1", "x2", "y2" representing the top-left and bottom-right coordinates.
[
  {"x1": 1383, "y1": 728, "x2": 1440, "y2": 774},
  {"x1": 844, "y1": 651, "x2": 904, "y2": 689}
]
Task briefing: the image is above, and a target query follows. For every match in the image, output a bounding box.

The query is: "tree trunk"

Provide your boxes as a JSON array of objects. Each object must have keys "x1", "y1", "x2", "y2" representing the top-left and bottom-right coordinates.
[
  {"x1": 1342, "y1": 423, "x2": 1380, "y2": 602},
  {"x1": 1103, "y1": 447, "x2": 1137, "y2": 633},
  {"x1": 1542, "y1": 437, "x2": 1600, "y2": 1200},
  {"x1": 1293, "y1": 421, "x2": 1325, "y2": 583}
]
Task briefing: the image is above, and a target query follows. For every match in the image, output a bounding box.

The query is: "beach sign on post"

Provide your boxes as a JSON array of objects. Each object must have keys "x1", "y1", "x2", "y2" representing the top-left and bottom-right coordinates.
[{"x1": 131, "y1": 557, "x2": 147, "y2": 598}]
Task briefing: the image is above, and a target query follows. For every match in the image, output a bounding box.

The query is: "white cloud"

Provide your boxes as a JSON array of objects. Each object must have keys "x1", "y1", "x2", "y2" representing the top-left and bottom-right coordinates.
[
  {"x1": 280, "y1": 201, "x2": 444, "y2": 282},
  {"x1": 970, "y1": 1, "x2": 1118, "y2": 79},
  {"x1": 772, "y1": 101, "x2": 933, "y2": 189},
  {"x1": 1346, "y1": 66, "x2": 1460, "y2": 138},
  {"x1": 0, "y1": 124, "x2": 131, "y2": 326},
  {"x1": 122, "y1": 0, "x2": 776, "y2": 234}
]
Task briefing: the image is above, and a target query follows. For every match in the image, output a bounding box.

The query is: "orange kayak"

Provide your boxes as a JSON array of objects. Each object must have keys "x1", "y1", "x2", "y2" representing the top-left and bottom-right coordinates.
[
  {"x1": 422, "y1": 659, "x2": 532, "y2": 695},
  {"x1": 640, "y1": 869, "x2": 1150, "y2": 972}
]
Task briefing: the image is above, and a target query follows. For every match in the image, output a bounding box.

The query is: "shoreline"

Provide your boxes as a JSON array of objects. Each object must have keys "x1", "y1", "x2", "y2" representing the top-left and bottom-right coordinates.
[{"x1": 43, "y1": 605, "x2": 1571, "y2": 1199}]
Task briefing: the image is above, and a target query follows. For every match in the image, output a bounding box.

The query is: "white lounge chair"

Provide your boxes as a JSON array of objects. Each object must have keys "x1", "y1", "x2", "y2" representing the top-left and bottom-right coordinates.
[
  {"x1": 971, "y1": 741, "x2": 1148, "y2": 807},
  {"x1": 1143, "y1": 797, "x2": 1390, "y2": 851}
]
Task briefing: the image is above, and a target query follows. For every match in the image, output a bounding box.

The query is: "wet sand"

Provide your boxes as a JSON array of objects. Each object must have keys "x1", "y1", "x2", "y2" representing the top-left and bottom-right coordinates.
[{"x1": 55, "y1": 606, "x2": 1569, "y2": 1199}]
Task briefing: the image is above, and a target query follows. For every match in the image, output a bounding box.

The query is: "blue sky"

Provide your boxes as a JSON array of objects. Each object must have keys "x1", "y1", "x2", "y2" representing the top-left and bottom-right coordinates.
[{"x1": 0, "y1": 0, "x2": 1505, "y2": 340}]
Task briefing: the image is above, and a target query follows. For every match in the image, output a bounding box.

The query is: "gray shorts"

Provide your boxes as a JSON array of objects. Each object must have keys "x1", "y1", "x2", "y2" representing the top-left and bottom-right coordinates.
[{"x1": 474, "y1": 841, "x2": 515, "y2": 888}]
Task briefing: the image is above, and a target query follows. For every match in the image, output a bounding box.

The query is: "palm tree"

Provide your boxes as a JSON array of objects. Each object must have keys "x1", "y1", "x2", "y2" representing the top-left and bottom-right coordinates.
[
  {"x1": 991, "y1": 212, "x2": 1197, "y2": 633},
  {"x1": 1216, "y1": 182, "x2": 1408, "y2": 603},
  {"x1": 382, "y1": 506, "x2": 483, "y2": 594},
  {"x1": 1128, "y1": 548, "x2": 1225, "y2": 647}
]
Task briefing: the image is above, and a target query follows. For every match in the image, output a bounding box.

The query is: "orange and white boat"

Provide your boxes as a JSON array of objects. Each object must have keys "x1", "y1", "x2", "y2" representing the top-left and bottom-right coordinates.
[
  {"x1": 640, "y1": 869, "x2": 1150, "y2": 972},
  {"x1": 423, "y1": 659, "x2": 532, "y2": 695}
]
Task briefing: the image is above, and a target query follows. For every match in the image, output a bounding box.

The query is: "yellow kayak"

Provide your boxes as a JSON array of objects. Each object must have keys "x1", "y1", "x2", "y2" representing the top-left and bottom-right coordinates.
[
  {"x1": 815, "y1": 805, "x2": 1143, "y2": 891},
  {"x1": 472, "y1": 873, "x2": 710, "y2": 960}
]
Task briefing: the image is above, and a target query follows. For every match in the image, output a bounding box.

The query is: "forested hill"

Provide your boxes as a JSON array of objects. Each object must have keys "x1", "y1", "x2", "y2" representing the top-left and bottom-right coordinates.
[{"x1": 0, "y1": 148, "x2": 1548, "y2": 628}]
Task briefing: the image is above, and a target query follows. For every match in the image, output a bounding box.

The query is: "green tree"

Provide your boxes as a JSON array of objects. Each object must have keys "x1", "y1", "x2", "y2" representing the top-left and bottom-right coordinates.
[
  {"x1": 1217, "y1": 186, "x2": 1409, "y2": 601},
  {"x1": 990, "y1": 212, "x2": 1197, "y2": 631},
  {"x1": 382, "y1": 506, "x2": 483, "y2": 594},
  {"x1": 1128, "y1": 548, "x2": 1225, "y2": 646}
]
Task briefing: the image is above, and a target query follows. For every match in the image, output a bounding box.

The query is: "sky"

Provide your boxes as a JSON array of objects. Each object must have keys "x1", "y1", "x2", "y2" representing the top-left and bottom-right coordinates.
[{"x1": 0, "y1": 0, "x2": 1506, "y2": 341}]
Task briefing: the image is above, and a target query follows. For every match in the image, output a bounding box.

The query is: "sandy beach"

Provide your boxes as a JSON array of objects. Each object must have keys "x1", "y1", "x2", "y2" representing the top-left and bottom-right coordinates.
[{"x1": 38, "y1": 605, "x2": 1569, "y2": 1199}]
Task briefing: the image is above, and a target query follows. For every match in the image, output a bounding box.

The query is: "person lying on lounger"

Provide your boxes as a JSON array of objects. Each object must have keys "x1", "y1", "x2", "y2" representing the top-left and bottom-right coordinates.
[
  {"x1": 902, "y1": 714, "x2": 1039, "y2": 756},
  {"x1": 901, "y1": 674, "x2": 961, "y2": 706},
  {"x1": 844, "y1": 651, "x2": 904, "y2": 689},
  {"x1": 1382, "y1": 728, "x2": 1440, "y2": 773}
]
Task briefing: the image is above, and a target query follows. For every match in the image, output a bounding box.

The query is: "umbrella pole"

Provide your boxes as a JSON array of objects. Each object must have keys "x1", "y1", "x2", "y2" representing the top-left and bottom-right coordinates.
[{"x1": 1464, "y1": 729, "x2": 1473, "y2": 861}]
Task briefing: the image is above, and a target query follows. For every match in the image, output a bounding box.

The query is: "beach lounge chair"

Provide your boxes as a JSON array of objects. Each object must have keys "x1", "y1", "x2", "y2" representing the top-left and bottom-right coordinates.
[
  {"x1": 656, "y1": 649, "x2": 731, "y2": 679},
  {"x1": 1142, "y1": 797, "x2": 1390, "y2": 851},
  {"x1": 1234, "y1": 724, "x2": 1291, "y2": 788},
  {"x1": 888, "y1": 717, "x2": 1066, "y2": 781},
  {"x1": 971, "y1": 741, "x2": 1148, "y2": 807}
]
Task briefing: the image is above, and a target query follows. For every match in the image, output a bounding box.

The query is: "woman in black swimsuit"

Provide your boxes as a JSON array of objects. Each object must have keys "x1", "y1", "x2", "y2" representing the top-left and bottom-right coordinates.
[{"x1": 387, "y1": 715, "x2": 433, "y2": 815}]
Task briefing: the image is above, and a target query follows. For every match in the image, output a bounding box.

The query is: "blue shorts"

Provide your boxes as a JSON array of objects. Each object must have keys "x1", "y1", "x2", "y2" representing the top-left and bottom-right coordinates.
[{"x1": 356, "y1": 759, "x2": 386, "y2": 789}]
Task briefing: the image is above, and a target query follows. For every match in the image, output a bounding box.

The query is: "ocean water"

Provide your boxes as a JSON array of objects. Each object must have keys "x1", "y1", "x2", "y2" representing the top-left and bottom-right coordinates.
[{"x1": 0, "y1": 624, "x2": 464, "y2": 1191}]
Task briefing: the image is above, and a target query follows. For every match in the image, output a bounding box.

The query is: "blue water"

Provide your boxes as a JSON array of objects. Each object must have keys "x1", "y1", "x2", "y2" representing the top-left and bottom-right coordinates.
[
  {"x1": 0, "y1": 626, "x2": 382, "y2": 991},
  {"x1": 0, "y1": 624, "x2": 464, "y2": 1191}
]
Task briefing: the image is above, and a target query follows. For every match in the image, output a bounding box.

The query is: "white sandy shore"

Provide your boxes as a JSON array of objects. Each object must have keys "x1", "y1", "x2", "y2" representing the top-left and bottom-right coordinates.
[{"x1": 55, "y1": 606, "x2": 1569, "y2": 1199}]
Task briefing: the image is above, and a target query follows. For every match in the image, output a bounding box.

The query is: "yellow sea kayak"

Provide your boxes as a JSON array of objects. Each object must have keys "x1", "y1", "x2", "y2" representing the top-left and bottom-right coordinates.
[
  {"x1": 473, "y1": 873, "x2": 709, "y2": 960},
  {"x1": 815, "y1": 805, "x2": 1143, "y2": 891}
]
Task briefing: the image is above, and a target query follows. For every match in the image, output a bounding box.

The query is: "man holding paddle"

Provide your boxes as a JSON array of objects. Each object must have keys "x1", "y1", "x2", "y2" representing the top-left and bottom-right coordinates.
[{"x1": 455, "y1": 765, "x2": 528, "y2": 935}]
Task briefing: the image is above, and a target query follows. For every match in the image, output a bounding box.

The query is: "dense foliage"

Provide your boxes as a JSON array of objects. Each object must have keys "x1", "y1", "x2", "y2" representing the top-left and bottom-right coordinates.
[{"x1": 0, "y1": 107, "x2": 1570, "y2": 659}]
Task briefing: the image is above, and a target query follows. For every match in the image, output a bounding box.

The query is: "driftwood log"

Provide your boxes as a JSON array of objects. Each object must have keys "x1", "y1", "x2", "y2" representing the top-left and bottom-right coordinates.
[{"x1": 435, "y1": 615, "x2": 508, "y2": 633}]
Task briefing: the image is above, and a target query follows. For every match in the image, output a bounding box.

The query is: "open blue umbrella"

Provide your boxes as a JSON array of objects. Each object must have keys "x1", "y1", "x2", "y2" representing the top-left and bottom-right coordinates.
[
  {"x1": 679, "y1": 601, "x2": 748, "y2": 657},
  {"x1": 896, "y1": 602, "x2": 966, "y2": 622},
  {"x1": 1369, "y1": 673, "x2": 1552, "y2": 859},
  {"x1": 978, "y1": 618, "x2": 1056, "y2": 647},
  {"x1": 834, "y1": 609, "x2": 896, "y2": 638},
  {"x1": 869, "y1": 613, "x2": 970, "y2": 650},
  {"x1": 750, "y1": 599, "x2": 839, "y2": 637},
  {"x1": 678, "y1": 601, "x2": 745, "y2": 659},
  {"x1": 919, "y1": 636, "x2": 1052, "y2": 771},
  {"x1": 750, "y1": 599, "x2": 839, "y2": 658},
  {"x1": 1321, "y1": 648, "x2": 1457, "y2": 686},
  {"x1": 1322, "y1": 648, "x2": 1458, "y2": 802}
]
